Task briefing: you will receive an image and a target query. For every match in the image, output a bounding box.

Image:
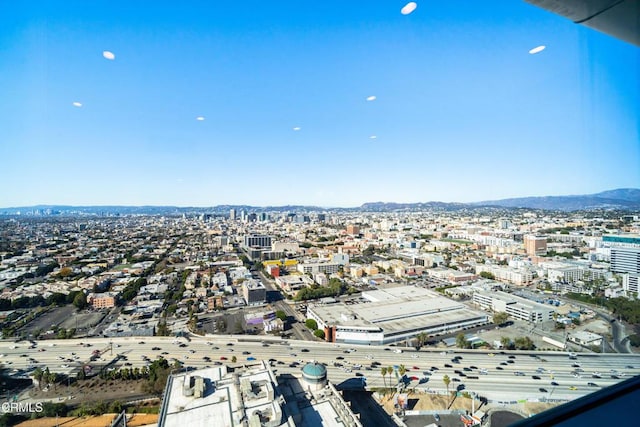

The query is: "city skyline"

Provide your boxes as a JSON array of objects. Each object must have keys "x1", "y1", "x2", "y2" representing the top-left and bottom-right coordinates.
[{"x1": 1, "y1": 1, "x2": 638, "y2": 207}]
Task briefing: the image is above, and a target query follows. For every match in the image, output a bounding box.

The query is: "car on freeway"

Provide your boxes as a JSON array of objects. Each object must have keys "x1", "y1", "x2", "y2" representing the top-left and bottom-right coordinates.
[
  {"x1": 444, "y1": 364, "x2": 453, "y2": 368},
  {"x1": 247, "y1": 357, "x2": 256, "y2": 361},
  {"x1": 226, "y1": 343, "x2": 234, "y2": 346},
  {"x1": 508, "y1": 355, "x2": 516, "y2": 359},
  {"x1": 551, "y1": 381, "x2": 559, "y2": 386},
  {"x1": 301, "y1": 348, "x2": 309, "y2": 352},
  {"x1": 569, "y1": 386, "x2": 578, "y2": 390},
  {"x1": 138, "y1": 341, "x2": 145, "y2": 344},
  {"x1": 487, "y1": 353, "x2": 495, "y2": 357},
  {"x1": 539, "y1": 388, "x2": 548, "y2": 393},
  {"x1": 412, "y1": 366, "x2": 419, "y2": 370},
  {"x1": 242, "y1": 351, "x2": 251, "y2": 355},
  {"x1": 434, "y1": 414, "x2": 440, "y2": 422},
  {"x1": 152, "y1": 347, "x2": 160, "y2": 351},
  {"x1": 336, "y1": 356, "x2": 344, "y2": 360},
  {"x1": 496, "y1": 366, "x2": 504, "y2": 370},
  {"x1": 588, "y1": 382, "x2": 599, "y2": 387},
  {"x1": 625, "y1": 365, "x2": 634, "y2": 369},
  {"x1": 532, "y1": 375, "x2": 541, "y2": 380},
  {"x1": 220, "y1": 356, "x2": 227, "y2": 360}
]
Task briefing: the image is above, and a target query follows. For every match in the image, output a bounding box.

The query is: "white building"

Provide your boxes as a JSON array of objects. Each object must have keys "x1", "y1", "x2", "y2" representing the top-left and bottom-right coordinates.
[
  {"x1": 307, "y1": 286, "x2": 488, "y2": 345},
  {"x1": 472, "y1": 290, "x2": 555, "y2": 323}
]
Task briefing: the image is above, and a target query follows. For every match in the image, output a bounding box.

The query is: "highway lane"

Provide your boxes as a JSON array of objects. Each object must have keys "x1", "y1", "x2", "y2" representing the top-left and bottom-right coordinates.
[{"x1": 1, "y1": 336, "x2": 638, "y2": 402}]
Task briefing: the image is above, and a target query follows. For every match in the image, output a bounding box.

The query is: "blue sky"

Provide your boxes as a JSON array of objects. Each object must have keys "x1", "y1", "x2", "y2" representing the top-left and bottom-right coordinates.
[{"x1": 1, "y1": 1, "x2": 638, "y2": 207}]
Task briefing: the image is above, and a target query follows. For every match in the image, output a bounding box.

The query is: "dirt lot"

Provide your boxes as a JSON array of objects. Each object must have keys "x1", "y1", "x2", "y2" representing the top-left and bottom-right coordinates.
[
  {"x1": 16, "y1": 413, "x2": 158, "y2": 427},
  {"x1": 377, "y1": 391, "x2": 560, "y2": 416},
  {"x1": 26, "y1": 378, "x2": 156, "y2": 406}
]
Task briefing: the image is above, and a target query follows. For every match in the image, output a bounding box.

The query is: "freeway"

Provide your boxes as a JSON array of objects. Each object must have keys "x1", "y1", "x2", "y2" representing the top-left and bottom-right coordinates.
[{"x1": 1, "y1": 336, "x2": 638, "y2": 403}]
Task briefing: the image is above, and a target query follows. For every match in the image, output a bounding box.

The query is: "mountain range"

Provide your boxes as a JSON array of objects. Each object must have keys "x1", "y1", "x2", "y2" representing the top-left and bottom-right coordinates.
[{"x1": 1, "y1": 188, "x2": 639, "y2": 215}]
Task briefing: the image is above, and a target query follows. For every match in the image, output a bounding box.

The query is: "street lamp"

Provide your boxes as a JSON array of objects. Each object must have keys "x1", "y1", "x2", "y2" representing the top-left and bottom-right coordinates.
[{"x1": 469, "y1": 391, "x2": 476, "y2": 417}]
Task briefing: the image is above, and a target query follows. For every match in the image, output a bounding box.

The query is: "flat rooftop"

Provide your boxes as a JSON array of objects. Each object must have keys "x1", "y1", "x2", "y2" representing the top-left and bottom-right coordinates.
[
  {"x1": 161, "y1": 362, "x2": 285, "y2": 427},
  {"x1": 310, "y1": 286, "x2": 487, "y2": 334}
]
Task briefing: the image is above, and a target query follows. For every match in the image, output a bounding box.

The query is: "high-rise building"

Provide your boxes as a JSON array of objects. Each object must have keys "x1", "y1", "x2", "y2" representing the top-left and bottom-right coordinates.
[
  {"x1": 229, "y1": 208, "x2": 236, "y2": 220},
  {"x1": 524, "y1": 235, "x2": 547, "y2": 256},
  {"x1": 611, "y1": 247, "x2": 640, "y2": 274},
  {"x1": 244, "y1": 234, "x2": 272, "y2": 248}
]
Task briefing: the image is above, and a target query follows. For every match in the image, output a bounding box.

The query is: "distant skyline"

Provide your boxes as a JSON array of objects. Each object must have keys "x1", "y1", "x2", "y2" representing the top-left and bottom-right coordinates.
[{"x1": 1, "y1": 1, "x2": 638, "y2": 208}]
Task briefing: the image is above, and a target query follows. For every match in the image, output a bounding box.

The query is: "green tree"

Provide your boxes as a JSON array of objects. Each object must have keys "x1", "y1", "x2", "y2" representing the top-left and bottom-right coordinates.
[
  {"x1": 73, "y1": 292, "x2": 87, "y2": 310},
  {"x1": 313, "y1": 329, "x2": 325, "y2": 339},
  {"x1": 514, "y1": 336, "x2": 535, "y2": 350},
  {"x1": 108, "y1": 401, "x2": 123, "y2": 413},
  {"x1": 456, "y1": 333, "x2": 469, "y2": 349},
  {"x1": 305, "y1": 319, "x2": 318, "y2": 330},
  {"x1": 493, "y1": 312, "x2": 509, "y2": 325},
  {"x1": 500, "y1": 336, "x2": 512, "y2": 350},
  {"x1": 156, "y1": 321, "x2": 171, "y2": 336},
  {"x1": 275, "y1": 310, "x2": 287, "y2": 321},
  {"x1": 480, "y1": 271, "x2": 495, "y2": 280},
  {"x1": 231, "y1": 355, "x2": 237, "y2": 363}
]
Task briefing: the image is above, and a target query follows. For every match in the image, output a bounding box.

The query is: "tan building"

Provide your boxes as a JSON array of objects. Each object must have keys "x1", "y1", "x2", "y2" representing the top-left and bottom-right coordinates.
[
  {"x1": 346, "y1": 224, "x2": 360, "y2": 235},
  {"x1": 88, "y1": 293, "x2": 116, "y2": 309},
  {"x1": 524, "y1": 235, "x2": 547, "y2": 256}
]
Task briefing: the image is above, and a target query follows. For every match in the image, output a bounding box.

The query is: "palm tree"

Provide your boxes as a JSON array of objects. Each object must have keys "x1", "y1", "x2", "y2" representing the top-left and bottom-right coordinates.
[
  {"x1": 442, "y1": 374, "x2": 451, "y2": 394},
  {"x1": 398, "y1": 365, "x2": 407, "y2": 380},
  {"x1": 381, "y1": 367, "x2": 388, "y2": 390},
  {"x1": 33, "y1": 367, "x2": 44, "y2": 390},
  {"x1": 47, "y1": 371, "x2": 57, "y2": 391},
  {"x1": 231, "y1": 355, "x2": 237, "y2": 363},
  {"x1": 43, "y1": 367, "x2": 51, "y2": 390},
  {"x1": 415, "y1": 332, "x2": 428, "y2": 350}
]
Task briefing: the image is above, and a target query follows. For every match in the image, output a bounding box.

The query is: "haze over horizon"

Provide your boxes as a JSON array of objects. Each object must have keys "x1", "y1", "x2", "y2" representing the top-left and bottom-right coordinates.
[
  {"x1": 1, "y1": 187, "x2": 638, "y2": 210},
  {"x1": 1, "y1": 1, "x2": 638, "y2": 207}
]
